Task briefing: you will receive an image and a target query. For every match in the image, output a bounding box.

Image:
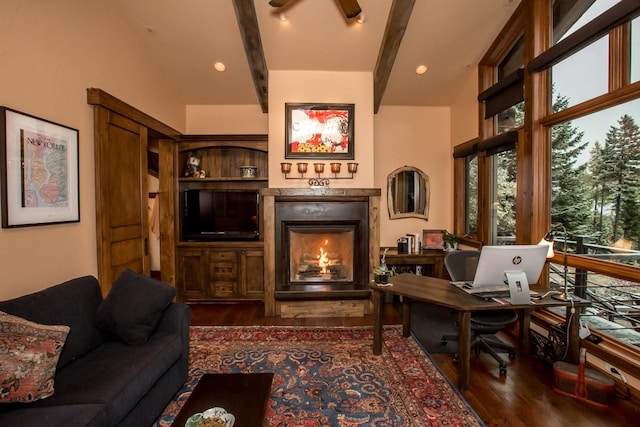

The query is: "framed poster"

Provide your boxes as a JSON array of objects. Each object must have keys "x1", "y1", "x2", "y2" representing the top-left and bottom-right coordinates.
[
  {"x1": 422, "y1": 229, "x2": 445, "y2": 250},
  {"x1": 285, "y1": 103, "x2": 355, "y2": 159},
  {"x1": 1, "y1": 107, "x2": 79, "y2": 227}
]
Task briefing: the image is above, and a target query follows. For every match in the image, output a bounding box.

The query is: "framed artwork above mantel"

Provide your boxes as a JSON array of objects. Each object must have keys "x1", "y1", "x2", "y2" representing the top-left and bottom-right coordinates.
[{"x1": 285, "y1": 103, "x2": 355, "y2": 160}]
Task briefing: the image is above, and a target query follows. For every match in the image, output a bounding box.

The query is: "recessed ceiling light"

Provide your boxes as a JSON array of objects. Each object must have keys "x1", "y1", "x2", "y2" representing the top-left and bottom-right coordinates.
[
  {"x1": 214, "y1": 62, "x2": 226, "y2": 72},
  {"x1": 356, "y1": 13, "x2": 366, "y2": 24},
  {"x1": 416, "y1": 65, "x2": 428, "y2": 75},
  {"x1": 279, "y1": 13, "x2": 287, "y2": 21}
]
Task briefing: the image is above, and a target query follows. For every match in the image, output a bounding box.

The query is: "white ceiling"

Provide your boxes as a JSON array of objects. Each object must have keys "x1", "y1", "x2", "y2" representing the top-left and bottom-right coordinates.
[{"x1": 116, "y1": 0, "x2": 520, "y2": 108}]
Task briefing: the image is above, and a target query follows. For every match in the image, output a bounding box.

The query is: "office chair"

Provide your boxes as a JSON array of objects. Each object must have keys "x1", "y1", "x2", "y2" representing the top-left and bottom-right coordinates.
[{"x1": 441, "y1": 250, "x2": 517, "y2": 374}]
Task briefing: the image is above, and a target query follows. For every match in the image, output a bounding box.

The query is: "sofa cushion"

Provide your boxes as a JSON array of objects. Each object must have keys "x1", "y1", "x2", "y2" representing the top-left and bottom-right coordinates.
[
  {"x1": 0, "y1": 276, "x2": 105, "y2": 369},
  {"x1": 0, "y1": 403, "x2": 109, "y2": 427},
  {"x1": 95, "y1": 269, "x2": 176, "y2": 345},
  {"x1": 0, "y1": 311, "x2": 70, "y2": 403},
  {"x1": 38, "y1": 332, "x2": 182, "y2": 425}
]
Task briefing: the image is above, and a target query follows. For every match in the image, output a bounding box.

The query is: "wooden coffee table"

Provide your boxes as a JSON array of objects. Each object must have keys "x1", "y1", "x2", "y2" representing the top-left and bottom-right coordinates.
[{"x1": 172, "y1": 373, "x2": 274, "y2": 427}]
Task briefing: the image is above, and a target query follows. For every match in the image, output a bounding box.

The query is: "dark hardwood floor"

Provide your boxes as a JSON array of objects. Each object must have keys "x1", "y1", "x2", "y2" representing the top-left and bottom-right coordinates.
[{"x1": 188, "y1": 301, "x2": 639, "y2": 427}]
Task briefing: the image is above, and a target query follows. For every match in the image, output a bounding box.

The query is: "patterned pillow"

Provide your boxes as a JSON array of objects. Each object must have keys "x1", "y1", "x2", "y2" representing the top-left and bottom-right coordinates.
[{"x1": 0, "y1": 311, "x2": 70, "y2": 403}]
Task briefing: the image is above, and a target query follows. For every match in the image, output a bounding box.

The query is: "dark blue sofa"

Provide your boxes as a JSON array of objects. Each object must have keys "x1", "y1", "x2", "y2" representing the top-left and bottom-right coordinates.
[{"x1": 0, "y1": 275, "x2": 191, "y2": 426}]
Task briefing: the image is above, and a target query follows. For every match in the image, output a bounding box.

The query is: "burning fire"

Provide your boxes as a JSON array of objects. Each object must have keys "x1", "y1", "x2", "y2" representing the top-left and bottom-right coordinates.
[{"x1": 317, "y1": 240, "x2": 331, "y2": 273}]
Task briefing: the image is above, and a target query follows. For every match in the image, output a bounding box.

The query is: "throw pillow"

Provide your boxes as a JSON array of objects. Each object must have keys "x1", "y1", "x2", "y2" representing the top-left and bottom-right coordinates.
[
  {"x1": 0, "y1": 311, "x2": 70, "y2": 403},
  {"x1": 95, "y1": 269, "x2": 176, "y2": 345}
]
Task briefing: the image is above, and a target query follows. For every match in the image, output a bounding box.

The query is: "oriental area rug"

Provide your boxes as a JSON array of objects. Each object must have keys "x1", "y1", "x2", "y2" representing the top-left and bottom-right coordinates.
[{"x1": 154, "y1": 326, "x2": 484, "y2": 427}]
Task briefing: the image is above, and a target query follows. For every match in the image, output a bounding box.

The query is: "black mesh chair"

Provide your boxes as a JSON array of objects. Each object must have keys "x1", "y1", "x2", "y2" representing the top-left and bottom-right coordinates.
[{"x1": 441, "y1": 250, "x2": 517, "y2": 374}]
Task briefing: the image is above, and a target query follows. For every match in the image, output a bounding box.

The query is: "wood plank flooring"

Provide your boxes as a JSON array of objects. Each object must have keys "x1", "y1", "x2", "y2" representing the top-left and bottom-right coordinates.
[{"x1": 188, "y1": 301, "x2": 639, "y2": 427}]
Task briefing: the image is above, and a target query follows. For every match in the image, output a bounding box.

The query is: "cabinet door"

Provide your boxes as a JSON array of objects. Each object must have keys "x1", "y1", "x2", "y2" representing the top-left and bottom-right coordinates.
[
  {"x1": 242, "y1": 249, "x2": 265, "y2": 299},
  {"x1": 177, "y1": 249, "x2": 208, "y2": 300},
  {"x1": 208, "y1": 250, "x2": 238, "y2": 297}
]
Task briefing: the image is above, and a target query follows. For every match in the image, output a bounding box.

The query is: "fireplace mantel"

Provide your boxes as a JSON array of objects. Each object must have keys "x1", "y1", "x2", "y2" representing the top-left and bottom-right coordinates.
[{"x1": 261, "y1": 188, "x2": 381, "y2": 317}]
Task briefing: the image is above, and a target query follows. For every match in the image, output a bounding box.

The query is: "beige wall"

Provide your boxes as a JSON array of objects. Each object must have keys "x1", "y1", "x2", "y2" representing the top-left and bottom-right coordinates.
[
  {"x1": 268, "y1": 70, "x2": 375, "y2": 188},
  {"x1": 375, "y1": 106, "x2": 452, "y2": 247},
  {"x1": 186, "y1": 105, "x2": 268, "y2": 134},
  {"x1": 451, "y1": 66, "x2": 480, "y2": 145},
  {"x1": 0, "y1": 0, "x2": 185, "y2": 300}
]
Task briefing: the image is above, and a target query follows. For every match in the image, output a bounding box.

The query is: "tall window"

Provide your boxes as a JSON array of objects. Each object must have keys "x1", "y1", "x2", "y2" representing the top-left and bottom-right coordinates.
[
  {"x1": 455, "y1": 0, "x2": 640, "y2": 349},
  {"x1": 490, "y1": 148, "x2": 517, "y2": 245},
  {"x1": 465, "y1": 155, "x2": 478, "y2": 236},
  {"x1": 632, "y1": 17, "x2": 640, "y2": 83}
]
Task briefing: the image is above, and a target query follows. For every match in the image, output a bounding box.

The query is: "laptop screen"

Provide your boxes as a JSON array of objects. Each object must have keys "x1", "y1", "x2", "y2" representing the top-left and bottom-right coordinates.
[{"x1": 472, "y1": 245, "x2": 548, "y2": 286}]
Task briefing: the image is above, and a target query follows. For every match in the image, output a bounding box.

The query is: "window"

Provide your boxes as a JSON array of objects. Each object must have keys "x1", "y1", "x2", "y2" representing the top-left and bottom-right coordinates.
[
  {"x1": 490, "y1": 148, "x2": 517, "y2": 245},
  {"x1": 460, "y1": 0, "x2": 640, "y2": 352},
  {"x1": 632, "y1": 17, "x2": 640, "y2": 83},
  {"x1": 465, "y1": 155, "x2": 478, "y2": 236},
  {"x1": 551, "y1": 37, "x2": 609, "y2": 110}
]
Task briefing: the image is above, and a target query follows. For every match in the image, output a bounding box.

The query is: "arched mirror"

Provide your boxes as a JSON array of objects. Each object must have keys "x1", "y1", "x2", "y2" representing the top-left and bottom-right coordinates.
[{"x1": 387, "y1": 166, "x2": 430, "y2": 220}]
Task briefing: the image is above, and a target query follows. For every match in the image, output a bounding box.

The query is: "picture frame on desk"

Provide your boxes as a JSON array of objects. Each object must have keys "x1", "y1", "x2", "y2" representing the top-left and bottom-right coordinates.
[{"x1": 422, "y1": 229, "x2": 445, "y2": 250}]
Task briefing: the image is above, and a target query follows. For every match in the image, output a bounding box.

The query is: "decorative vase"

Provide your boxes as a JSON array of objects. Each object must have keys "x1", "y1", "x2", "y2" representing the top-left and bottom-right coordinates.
[{"x1": 374, "y1": 273, "x2": 390, "y2": 284}]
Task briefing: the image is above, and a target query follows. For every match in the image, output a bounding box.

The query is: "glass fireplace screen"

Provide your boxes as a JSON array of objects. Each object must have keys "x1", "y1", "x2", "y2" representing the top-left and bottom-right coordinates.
[{"x1": 289, "y1": 228, "x2": 354, "y2": 283}]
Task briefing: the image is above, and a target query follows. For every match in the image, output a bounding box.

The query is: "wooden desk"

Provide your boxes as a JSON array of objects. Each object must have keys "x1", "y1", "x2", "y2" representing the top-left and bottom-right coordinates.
[
  {"x1": 370, "y1": 273, "x2": 590, "y2": 390},
  {"x1": 382, "y1": 248, "x2": 447, "y2": 278}
]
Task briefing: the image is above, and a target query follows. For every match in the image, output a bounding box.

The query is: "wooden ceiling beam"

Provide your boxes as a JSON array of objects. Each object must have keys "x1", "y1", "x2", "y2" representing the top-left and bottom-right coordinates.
[
  {"x1": 373, "y1": 0, "x2": 416, "y2": 114},
  {"x1": 232, "y1": 0, "x2": 269, "y2": 113}
]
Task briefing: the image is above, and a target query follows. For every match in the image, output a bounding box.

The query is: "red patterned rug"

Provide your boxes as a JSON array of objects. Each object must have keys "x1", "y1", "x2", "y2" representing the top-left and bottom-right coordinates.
[{"x1": 154, "y1": 325, "x2": 483, "y2": 427}]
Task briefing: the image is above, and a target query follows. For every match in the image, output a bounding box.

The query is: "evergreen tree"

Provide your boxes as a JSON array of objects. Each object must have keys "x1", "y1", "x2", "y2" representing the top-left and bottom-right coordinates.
[
  {"x1": 599, "y1": 115, "x2": 640, "y2": 246},
  {"x1": 550, "y1": 93, "x2": 591, "y2": 236},
  {"x1": 586, "y1": 141, "x2": 609, "y2": 243}
]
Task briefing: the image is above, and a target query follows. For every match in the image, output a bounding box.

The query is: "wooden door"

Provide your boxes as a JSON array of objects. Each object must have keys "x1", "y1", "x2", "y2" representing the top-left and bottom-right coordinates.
[{"x1": 93, "y1": 106, "x2": 149, "y2": 294}]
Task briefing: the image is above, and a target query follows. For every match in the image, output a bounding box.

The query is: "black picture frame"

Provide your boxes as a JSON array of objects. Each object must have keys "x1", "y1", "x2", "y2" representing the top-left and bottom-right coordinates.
[
  {"x1": 1, "y1": 107, "x2": 80, "y2": 228},
  {"x1": 285, "y1": 103, "x2": 355, "y2": 160}
]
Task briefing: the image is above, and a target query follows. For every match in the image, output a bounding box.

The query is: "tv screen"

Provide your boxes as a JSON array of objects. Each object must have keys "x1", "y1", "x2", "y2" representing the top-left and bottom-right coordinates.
[{"x1": 182, "y1": 189, "x2": 259, "y2": 241}]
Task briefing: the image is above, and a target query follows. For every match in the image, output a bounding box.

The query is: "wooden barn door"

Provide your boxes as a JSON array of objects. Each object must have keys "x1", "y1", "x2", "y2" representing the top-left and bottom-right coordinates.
[
  {"x1": 93, "y1": 105, "x2": 149, "y2": 294},
  {"x1": 88, "y1": 88, "x2": 180, "y2": 296}
]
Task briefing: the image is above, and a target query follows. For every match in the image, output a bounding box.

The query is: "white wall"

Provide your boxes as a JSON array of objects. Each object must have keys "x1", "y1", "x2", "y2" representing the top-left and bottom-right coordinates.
[{"x1": 0, "y1": 0, "x2": 185, "y2": 300}]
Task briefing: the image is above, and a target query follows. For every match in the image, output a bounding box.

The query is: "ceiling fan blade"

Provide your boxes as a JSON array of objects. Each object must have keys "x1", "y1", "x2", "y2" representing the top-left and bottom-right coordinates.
[
  {"x1": 337, "y1": 0, "x2": 362, "y2": 19},
  {"x1": 269, "y1": 0, "x2": 292, "y2": 7}
]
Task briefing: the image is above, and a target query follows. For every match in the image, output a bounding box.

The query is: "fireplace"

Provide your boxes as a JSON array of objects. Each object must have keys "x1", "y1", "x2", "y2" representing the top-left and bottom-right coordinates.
[
  {"x1": 275, "y1": 199, "x2": 370, "y2": 300},
  {"x1": 261, "y1": 188, "x2": 381, "y2": 316},
  {"x1": 289, "y1": 227, "x2": 354, "y2": 283}
]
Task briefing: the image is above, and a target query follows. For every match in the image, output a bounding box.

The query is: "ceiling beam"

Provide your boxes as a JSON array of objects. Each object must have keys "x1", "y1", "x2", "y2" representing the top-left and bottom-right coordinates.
[
  {"x1": 373, "y1": 0, "x2": 416, "y2": 114},
  {"x1": 232, "y1": 0, "x2": 269, "y2": 113}
]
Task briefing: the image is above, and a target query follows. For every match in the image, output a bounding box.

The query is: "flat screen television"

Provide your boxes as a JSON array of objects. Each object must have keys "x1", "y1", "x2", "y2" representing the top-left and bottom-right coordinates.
[{"x1": 182, "y1": 189, "x2": 259, "y2": 241}]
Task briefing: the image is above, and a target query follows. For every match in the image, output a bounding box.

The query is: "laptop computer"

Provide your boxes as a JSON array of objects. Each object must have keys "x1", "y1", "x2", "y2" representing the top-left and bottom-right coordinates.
[{"x1": 451, "y1": 245, "x2": 548, "y2": 300}]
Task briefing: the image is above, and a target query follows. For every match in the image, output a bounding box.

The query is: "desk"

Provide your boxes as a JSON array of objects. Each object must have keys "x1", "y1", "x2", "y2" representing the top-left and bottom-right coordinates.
[
  {"x1": 382, "y1": 248, "x2": 447, "y2": 279},
  {"x1": 370, "y1": 273, "x2": 590, "y2": 390}
]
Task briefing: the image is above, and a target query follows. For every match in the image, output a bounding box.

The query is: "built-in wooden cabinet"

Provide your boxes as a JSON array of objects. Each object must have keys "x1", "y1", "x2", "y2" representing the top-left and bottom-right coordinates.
[
  {"x1": 176, "y1": 244, "x2": 265, "y2": 300},
  {"x1": 174, "y1": 135, "x2": 268, "y2": 301}
]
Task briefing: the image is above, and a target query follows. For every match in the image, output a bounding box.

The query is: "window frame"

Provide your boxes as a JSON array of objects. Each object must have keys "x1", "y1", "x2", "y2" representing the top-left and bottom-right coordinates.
[{"x1": 453, "y1": 0, "x2": 640, "y2": 375}]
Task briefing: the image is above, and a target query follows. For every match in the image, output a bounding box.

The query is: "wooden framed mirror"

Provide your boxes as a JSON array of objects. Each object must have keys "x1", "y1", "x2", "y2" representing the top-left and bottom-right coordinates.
[{"x1": 387, "y1": 166, "x2": 429, "y2": 220}]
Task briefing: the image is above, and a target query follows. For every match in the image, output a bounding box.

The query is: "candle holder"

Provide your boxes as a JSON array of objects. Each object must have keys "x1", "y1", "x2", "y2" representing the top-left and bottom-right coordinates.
[
  {"x1": 281, "y1": 161, "x2": 359, "y2": 187},
  {"x1": 280, "y1": 162, "x2": 292, "y2": 174}
]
